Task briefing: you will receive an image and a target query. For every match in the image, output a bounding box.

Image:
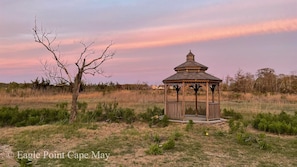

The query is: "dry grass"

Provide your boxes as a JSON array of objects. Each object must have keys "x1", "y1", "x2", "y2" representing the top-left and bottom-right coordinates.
[
  {"x1": 1, "y1": 89, "x2": 297, "y2": 166},
  {"x1": 1, "y1": 122, "x2": 297, "y2": 166},
  {"x1": 1, "y1": 89, "x2": 297, "y2": 114}
]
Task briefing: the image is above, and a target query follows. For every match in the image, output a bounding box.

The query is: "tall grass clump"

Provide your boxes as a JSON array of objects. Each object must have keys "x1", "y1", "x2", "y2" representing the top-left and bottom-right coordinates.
[{"x1": 185, "y1": 120, "x2": 194, "y2": 131}]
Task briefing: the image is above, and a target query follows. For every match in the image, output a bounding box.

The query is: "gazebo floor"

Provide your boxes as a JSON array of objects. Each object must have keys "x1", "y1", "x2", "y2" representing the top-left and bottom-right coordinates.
[{"x1": 169, "y1": 114, "x2": 227, "y2": 124}]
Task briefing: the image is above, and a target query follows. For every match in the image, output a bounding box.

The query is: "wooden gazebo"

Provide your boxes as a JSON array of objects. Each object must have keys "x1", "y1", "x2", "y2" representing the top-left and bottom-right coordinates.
[{"x1": 163, "y1": 51, "x2": 222, "y2": 121}]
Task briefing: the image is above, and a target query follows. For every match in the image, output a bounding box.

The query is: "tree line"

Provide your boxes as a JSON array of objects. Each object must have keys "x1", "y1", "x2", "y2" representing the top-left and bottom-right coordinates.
[
  {"x1": 0, "y1": 78, "x2": 150, "y2": 93},
  {"x1": 223, "y1": 68, "x2": 297, "y2": 94}
]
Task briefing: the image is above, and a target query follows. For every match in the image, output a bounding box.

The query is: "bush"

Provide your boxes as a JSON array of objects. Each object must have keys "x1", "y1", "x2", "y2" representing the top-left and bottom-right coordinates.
[
  {"x1": 162, "y1": 138, "x2": 175, "y2": 150},
  {"x1": 139, "y1": 106, "x2": 168, "y2": 127},
  {"x1": 0, "y1": 106, "x2": 69, "y2": 127},
  {"x1": 253, "y1": 111, "x2": 297, "y2": 135},
  {"x1": 146, "y1": 144, "x2": 163, "y2": 155},
  {"x1": 222, "y1": 108, "x2": 243, "y2": 120},
  {"x1": 228, "y1": 119, "x2": 245, "y2": 134},
  {"x1": 236, "y1": 132, "x2": 271, "y2": 150},
  {"x1": 99, "y1": 102, "x2": 136, "y2": 124}
]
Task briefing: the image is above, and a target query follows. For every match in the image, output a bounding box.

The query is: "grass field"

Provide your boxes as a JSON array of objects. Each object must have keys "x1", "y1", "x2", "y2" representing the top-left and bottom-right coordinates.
[{"x1": 1, "y1": 89, "x2": 297, "y2": 166}]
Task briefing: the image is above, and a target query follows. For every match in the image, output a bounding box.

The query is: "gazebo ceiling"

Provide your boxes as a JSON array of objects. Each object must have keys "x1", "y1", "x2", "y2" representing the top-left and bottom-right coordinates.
[{"x1": 163, "y1": 51, "x2": 222, "y2": 84}]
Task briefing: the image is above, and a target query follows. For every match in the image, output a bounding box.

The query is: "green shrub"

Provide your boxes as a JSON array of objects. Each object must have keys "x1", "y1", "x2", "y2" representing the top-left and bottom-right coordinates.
[
  {"x1": 139, "y1": 106, "x2": 164, "y2": 122},
  {"x1": 122, "y1": 108, "x2": 136, "y2": 124},
  {"x1": 171, "y1": 131, "x2": 183, "y2": 141},
  {"x1": 162, "y1": 138, "x2": 175, "y2": 150},
  {"x1": 139, "y1": 106, "x2": 168, "y2": 127},
  {"x1": 236, "y1": 132, "x2": 271, "y2": 150},
  {"x1": 0, "y1": 106, "x2": 69, "y2": 127},
  {"x1": 185, "y1": 120, "x2": 194, "y2": 131},
  {"x1": 228, "y1": 119, "x2": 245, "y2": 134},
  {"x1": 222, "y1": 108, "x2": 243, "y2": 120},
  {"x1": 253, "y1": 111, "x2": 297, "y2": 135},
  {"x1": 98, "y1": 102, "x2": 136, "y2": 124},
  {"x1": 146, "y1": 144, "x2": 163, "y2": 155}
]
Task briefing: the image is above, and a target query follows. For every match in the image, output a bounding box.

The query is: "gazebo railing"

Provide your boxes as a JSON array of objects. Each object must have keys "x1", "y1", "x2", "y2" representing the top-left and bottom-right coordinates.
[
  {"x1": 166, "y1": 101, "x2": 182, "y2": 120},
  {"x1": 209, "y1": 102, "x2": 220, "y2": 120},
  {"x1": 185, "y1": 101, "x2": 206, "y2": 115},
  {"x1": 166, "y1": 101, "x2": 220, "y2": 120}
]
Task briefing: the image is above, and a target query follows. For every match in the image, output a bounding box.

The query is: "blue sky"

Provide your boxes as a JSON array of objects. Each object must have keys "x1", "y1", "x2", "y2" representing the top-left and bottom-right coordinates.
[{"x1": 0, "y1": 0, "x2": 296, "y2": 84}]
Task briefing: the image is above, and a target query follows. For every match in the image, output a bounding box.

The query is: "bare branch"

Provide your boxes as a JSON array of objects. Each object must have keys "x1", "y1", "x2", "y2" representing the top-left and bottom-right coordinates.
[{"x1": 33, "y1": 19, "x2": 72, "y2": 83}]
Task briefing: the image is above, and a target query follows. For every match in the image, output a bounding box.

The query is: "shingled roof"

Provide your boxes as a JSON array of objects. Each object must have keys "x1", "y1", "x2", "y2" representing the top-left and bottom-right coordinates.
[{"x1": 163, "y1": 51, "x2": 222, "y2": 83}]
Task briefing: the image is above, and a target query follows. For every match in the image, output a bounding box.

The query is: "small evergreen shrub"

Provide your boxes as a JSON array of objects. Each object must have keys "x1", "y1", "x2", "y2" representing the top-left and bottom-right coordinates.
[
  {"x1": 146, "y1": 144, "x2": 163, "y2": 155},
  {"x1": 228, "y1": 119, "x2": 245, "y2": 134},
  {"x1": 253, "y1": 111, "x2": 297, "y2": 135},
  {"x1": 162, "y1": 138, "x2": 175, "y2": 150}
]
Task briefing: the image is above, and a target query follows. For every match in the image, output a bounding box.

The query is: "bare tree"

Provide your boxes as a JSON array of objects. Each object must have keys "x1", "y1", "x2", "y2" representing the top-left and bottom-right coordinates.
[{"x1": 33, "y1": 20, "x2": 114, "y2": 123}]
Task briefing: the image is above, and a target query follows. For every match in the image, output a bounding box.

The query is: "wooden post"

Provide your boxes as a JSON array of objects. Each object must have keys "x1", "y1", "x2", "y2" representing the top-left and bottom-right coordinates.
[
  {"x1": 218, "y1": 83, "x2": 221, "y2": 118},
  {"x1": 164, "y1": 84, "x2": 167, "y2": 115},
  {"x1": 206, "y1": 82, "x2": 209, "y2": 121},
  {"x1": 182, "y1": 82, "x2": 185, "y2": 120}
]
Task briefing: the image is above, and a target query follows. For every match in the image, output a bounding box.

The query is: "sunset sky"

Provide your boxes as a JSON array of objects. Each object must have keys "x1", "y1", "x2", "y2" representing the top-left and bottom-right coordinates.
[{"x1": 1, "y1": 0, "x2": 297, "y2": 85}]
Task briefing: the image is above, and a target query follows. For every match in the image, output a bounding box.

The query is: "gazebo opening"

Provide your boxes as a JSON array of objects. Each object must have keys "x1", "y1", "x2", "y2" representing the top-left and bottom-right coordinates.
[{"x1": 163, "y1": 51, "x2": 222, "y2": 122}]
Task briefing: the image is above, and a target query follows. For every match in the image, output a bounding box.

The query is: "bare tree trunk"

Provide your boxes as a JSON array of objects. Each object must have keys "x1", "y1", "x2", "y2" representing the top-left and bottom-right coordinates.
[{"x1": 69, "y1": 71, "x2": 83, "y2": 123}]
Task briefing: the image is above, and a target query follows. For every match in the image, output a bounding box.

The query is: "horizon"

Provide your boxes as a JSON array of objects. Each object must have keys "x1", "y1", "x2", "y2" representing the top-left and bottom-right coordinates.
[{"x1": 1, "y1": 0, "x2": 297, "y2": 85}]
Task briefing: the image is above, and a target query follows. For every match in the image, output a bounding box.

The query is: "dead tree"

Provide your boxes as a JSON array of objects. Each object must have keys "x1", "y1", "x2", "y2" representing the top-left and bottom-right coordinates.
[{"x1": 33, "y1": 20, "x2": 114, "y2": 123}]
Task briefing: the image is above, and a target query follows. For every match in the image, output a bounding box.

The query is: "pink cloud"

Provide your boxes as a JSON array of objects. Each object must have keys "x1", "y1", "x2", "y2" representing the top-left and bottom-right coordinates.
[{"x1": 114, "y1": 18, "x2": 297, "y2": 50}]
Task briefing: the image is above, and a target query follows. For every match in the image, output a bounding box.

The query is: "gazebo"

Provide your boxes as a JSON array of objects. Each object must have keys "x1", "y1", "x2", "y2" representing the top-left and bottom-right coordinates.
[{"x1": 163, "y1": 51, "x2": 222, "y2": 121}]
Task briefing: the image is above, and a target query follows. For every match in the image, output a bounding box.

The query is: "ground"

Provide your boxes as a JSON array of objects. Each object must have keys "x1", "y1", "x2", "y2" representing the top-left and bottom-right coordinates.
[{"x1": 1, "y1": 90, "x2": 297, "y2": 166}]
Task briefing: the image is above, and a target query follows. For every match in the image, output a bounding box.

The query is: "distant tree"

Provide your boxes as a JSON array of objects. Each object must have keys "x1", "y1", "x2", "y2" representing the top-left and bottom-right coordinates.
[
  {"x1": 254, "y1": 68, "x2": 277, "y2": 93},
  {"x1": 229, "y1": 69, "x2": 255, "y2": 93},
  {"x1": 33, "y1": 20, "x2": 114, "y2": 123},
  {"x1": 278, "y1": 73, "x2": 297, "y2": 94}
]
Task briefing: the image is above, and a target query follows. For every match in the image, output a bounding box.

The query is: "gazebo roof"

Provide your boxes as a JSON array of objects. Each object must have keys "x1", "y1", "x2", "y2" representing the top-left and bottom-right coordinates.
[
  {"x1": 163, "y1": 51, "x2": 222, "y2": 83},
  {"x1": 174, "y1": 51, "x2": 208, "y2": 72}
]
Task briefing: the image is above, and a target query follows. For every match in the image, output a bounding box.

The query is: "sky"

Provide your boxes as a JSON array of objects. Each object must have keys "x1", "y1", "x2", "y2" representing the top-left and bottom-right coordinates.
[{"x1": 0, "y1": 0, "x2": 297, "y2": 85}]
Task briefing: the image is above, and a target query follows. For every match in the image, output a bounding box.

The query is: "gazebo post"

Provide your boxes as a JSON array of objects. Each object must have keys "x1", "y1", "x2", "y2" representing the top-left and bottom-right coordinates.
[
  {"x1": 164, "y1": 84, "x2": 167, "y2": 115},
  {"x1": 218, "y1": 83, "x2": 221, "y2": 117},
  {"x1": 206, "y1": 82, "x2": 209, "y2": 121},
  {"x1": 182, "y1": 82, "x2": 185, "y2": 120}
]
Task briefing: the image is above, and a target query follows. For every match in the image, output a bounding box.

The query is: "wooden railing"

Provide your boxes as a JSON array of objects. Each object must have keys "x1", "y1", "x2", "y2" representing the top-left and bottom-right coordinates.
[
  {"x1": 166, "y1": 101, "x2": 182, "y2": 120},
  {"x1": 166, "y1": 101, "x2": 220, "y2": 120},
  {"x1": 209, "y1": 102, "x2": 220, "y2": 120}
]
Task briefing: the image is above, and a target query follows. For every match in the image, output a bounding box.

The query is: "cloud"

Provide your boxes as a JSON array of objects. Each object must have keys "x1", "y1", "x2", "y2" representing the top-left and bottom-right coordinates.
[{"x1": 114, "y1": 18, "x2": 297, "y2": 50}]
